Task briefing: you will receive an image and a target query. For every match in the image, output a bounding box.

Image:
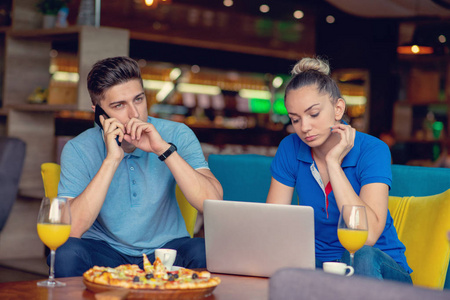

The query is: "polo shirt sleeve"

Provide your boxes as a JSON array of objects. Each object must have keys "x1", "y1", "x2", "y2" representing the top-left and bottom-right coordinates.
[
  {"x1": 270, "y1": 135, "x2": 298, "y2": 187},
  {"x1": 358, "y1": 137, "x2": 392, "y2": 188},
  {"x1": 58, "y1": 140, "x2": 93, "y2": 198},
  {"x1": 174, "y1": 124, "x2": 209, "y2": 170}
]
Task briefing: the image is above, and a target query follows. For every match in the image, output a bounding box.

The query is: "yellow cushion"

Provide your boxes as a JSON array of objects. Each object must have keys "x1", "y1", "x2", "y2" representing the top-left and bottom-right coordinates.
[
  {"x1": 175, "y1": 185, "x2": 197, "y2": 238},
  {"x1": 389, "y1": 189, "x2": 450, "y2": 289},
  {"x1": 41, "y1": 162, "x2": 61, "y2": 199}
]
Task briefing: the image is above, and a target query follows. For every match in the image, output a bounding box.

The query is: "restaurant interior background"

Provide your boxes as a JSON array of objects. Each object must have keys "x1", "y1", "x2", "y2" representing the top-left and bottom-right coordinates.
[
  {"x1": 0, "y1": 0, "x2": 449, "y2": 281},
  {"x1": 0, "y1": 0, "x2": 449, "y2": 197}
]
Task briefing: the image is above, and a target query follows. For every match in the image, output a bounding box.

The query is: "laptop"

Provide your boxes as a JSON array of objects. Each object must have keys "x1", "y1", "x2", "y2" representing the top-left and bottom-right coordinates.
[{"x1": 203, "y1": 200, "x2": 315, "y2": 277}]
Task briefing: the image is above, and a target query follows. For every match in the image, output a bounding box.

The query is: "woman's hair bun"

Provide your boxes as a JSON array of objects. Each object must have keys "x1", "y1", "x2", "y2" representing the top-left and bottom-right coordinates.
[{"x1": 291, "y1": 57, "x2": 330, "y2": 76}]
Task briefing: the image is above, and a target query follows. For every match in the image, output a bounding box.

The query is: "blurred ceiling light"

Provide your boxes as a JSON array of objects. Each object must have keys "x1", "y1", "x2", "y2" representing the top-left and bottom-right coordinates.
[
  {"x1": 143, "y1": 79, "x2": 167, "y2": 90},
  {"x1": 144, "y1": 0, "x2": 171, "y2": 7},
  {"x1": 191, "y1": 65, "x2": 200, "y2": 73},
  {"x1": 177, "y1": 83, "x2": 221, "y2": 95},
  {"x1": 293, "y1": 10, "x2": 304, "y2": 19},
  {"x1": 439, "y1": 34, "x2": 447, "y2": 43},
  {"x1": 272, "y1": 76, "x2": 284, "y2": 89},
  {"x1": 144, "y1": 0, "x2": 157, "y2": 7},
  {"x1": 397, "y1": 22, "x2": 436, "y2": 55},
  {"x1": 343, "y1": 95, "x2": 367, "y2": 106},
  {"x1": 223, "y1": 0, "x2": 233, "y2": 7},
  {"x1": 49, "y1": 64, "x2": 58, "y2": 74},
  {"x1": 326, "y1": 15, "x2": 335, "y2": 24},
  {"x1": 169, "y1": 68, "x2": 182, "y2": 81},
  {"x1": 239, "y1": 89, "x2": 272, "y2": 100},
  {"x1": 156, "y1": 82, "x2": 175, "y2": 102},
  {"x1": 397, "y1": 44, "x2": 434, "y2": 55},
  {"x1": 52, "y1": 72, "x2": 79, "y2": 83},
  {"x1": 49, "y1": 49, "x2": 58, "y2": 58},
  {"x1": 137, "y1": 59, "x2": 147, "y2": 67},
  {"x1": 260, "y1": 5, "x2": 270, "y2": 13}
]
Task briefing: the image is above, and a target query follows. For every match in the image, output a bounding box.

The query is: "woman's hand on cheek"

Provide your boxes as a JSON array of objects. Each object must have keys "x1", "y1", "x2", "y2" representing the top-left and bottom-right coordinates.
[{"x1": 326, "y1": 124, "x2": 355, "y2": 165}]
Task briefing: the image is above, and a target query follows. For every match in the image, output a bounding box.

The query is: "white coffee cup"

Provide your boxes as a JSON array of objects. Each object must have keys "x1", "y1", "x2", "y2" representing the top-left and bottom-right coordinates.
[
  {"x1": 155, "y1": 248, "x2": 177, "y2": 271},
  {"x1": 323, "y1": 262, "x2": 354, "y2": 276}
]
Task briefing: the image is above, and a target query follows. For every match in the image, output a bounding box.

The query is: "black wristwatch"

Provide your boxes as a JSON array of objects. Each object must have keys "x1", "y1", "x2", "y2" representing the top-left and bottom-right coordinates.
[{"x1": 158, "y1": 143, "x2": 177, "y2": 161}]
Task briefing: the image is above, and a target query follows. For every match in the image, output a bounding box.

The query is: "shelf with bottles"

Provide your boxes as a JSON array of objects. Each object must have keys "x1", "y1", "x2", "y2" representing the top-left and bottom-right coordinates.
[
  {"x1": 393, "y1": 102, "x2": 448, "y2": 144},
  {"x1": 332, "y1": 69, "x2": 370, "y2": 133},
  {"x1": 2, "y1": 26, "x2": 128, "y2": 112},
  {"x1": 397, "y1": 54, "x2": 450, "y2": 105},
  {"x1": 393, "y1": 51, "x2": 450, "y2": 147},
  {"x1": 139, "y1": 60, "x2": 291, "y2": 132}
]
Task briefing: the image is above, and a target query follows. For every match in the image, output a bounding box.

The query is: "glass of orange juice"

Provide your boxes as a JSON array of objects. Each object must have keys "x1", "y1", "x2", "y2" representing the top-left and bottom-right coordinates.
[
  {"x1": 337, "y1": 205, "x2": 368, "y2": 267},
  {"x1": 36, "y1": 197, "x2": 71, "y2": 287}
]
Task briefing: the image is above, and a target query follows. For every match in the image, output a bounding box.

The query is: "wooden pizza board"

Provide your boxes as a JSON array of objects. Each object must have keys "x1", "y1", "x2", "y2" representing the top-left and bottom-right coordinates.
[{"x1": 83, "y1": 279, "x2": 217, "y2": 299}]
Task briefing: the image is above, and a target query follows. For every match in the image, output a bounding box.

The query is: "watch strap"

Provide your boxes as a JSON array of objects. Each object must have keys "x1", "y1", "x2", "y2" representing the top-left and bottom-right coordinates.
[{"x1": 158, "y1": 143, "x2": 177, "y2": 161}]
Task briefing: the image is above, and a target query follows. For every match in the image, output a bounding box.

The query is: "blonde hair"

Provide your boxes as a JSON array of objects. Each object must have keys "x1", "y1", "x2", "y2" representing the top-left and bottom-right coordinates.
[
  {"x1": 291, "y1": 57, "x2": 330, "y2": 76},
  {"x1": 285, "y1": 57, "x2": 341, "y2": 104}
]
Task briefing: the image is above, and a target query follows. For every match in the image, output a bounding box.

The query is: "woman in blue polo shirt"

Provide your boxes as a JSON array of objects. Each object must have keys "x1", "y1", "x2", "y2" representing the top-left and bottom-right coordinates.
[{"x1": 266, "y1": 57, "x2": 412, "y2": 282}]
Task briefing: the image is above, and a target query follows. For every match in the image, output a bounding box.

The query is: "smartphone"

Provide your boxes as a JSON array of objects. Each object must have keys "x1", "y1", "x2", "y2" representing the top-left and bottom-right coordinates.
[{"x1": 94, "y1": 104, "x2": 121, "y2": 146}]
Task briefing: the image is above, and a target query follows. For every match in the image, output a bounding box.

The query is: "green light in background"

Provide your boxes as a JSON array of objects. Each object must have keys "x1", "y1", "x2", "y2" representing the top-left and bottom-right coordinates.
[
  {"x1": 249, "y1": 98, "x2": 271, "y2": 113},
  {"x1": 432, "y1": 121, "x2": 444, "y2": 139},
  {"x1": 273, "y1": 96, "x2": 288, "y2": 115}
]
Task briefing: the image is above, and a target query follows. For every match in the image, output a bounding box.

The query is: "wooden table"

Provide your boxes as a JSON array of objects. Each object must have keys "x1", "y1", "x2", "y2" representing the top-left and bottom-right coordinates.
[{"x1": 0, "y1": 273, "x2": 268, "y2": 300}]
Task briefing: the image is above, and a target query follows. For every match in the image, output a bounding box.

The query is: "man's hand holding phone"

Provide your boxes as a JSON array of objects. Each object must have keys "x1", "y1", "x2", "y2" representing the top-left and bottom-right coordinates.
[
  {"x1": 95, "y1": 105, "x2": 125, "y2": 161},
  {"x1": 94, "y1": 105, "x2": 122, "y2": 147}
]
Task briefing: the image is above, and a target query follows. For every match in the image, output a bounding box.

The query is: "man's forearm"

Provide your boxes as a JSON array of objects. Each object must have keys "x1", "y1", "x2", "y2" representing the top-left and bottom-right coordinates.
[
  {"x1": 69, "y1": 158, "x2": 120, "y2": 237},
  {"x1": 163, "y1": 152, "x2": 223, "y2": 213}
]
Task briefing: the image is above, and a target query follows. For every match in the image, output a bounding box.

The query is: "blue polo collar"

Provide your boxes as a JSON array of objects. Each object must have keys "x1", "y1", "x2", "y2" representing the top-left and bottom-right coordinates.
[{"x1": 124, "y1": 147, "x2": 144, "y2": 158}]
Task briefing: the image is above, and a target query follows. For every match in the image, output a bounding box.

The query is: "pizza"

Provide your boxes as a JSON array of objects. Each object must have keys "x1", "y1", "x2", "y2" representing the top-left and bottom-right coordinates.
[{"x1": 83, "y1": 253, "x2": 221, "y2": 290}]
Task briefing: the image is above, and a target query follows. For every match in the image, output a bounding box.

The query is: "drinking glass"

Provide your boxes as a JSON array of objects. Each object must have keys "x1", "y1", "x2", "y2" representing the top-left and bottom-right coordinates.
[
  {"x1": 36, "y1": 197, "x2": 71, "y2": 287},
  {"x1": 337, "y1": 205, "x2": 368, "y2": 267}
]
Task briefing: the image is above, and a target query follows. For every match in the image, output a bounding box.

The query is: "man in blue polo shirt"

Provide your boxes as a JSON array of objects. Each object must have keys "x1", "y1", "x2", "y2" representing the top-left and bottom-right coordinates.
[{"x1": 54, "y1": 56, "x2": 223, "y2": 277}]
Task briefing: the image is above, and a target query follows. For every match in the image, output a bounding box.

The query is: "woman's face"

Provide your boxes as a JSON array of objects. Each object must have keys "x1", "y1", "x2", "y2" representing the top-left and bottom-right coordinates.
[{"x1": 285, "y1": 85, "x2": 342, "y2": 147}]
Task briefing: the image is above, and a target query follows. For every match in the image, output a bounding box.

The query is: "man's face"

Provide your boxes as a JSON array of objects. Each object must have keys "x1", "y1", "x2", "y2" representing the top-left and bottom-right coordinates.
[{"x1": 95, "y1": 79, "x2": 148, "y2": 125}]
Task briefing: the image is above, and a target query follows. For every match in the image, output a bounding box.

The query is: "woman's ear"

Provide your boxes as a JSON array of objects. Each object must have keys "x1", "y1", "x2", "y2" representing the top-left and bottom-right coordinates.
[{"x1": 334, "y1": 98, "x2": 346, "y2": 121}]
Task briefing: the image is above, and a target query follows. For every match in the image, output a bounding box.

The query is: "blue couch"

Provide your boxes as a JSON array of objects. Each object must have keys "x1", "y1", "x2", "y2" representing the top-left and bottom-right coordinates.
[
  {"x1": 208, "y1": 154, "x2": 450, "y2": 289},
  {"x1": 0, "y1": 137, "x2": 26, "y2": 233}
]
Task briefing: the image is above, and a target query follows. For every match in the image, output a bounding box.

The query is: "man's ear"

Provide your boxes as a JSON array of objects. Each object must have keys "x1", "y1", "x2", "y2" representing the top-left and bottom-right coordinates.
[
  {"x1": 334, "y1": 98, "x2": 346, "y2": 121},
  {"x1": 92, "y1": 105, "x2": 95, "y2": 112}
]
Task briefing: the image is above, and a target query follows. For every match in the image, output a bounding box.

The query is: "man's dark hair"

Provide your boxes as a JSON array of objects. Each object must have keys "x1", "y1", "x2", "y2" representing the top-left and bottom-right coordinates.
[{"x1": 87, "y1": 56, "x2": 143, "y2": 105}]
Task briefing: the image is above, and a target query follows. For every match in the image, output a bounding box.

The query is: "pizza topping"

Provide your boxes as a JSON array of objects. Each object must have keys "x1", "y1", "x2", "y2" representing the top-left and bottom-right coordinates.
[
  {"x1": 145, "y1": 273, "x2": 153, "y2": 279},
  {"x1": 192, "y1": 273, "x2": 198, "y2": 279}
]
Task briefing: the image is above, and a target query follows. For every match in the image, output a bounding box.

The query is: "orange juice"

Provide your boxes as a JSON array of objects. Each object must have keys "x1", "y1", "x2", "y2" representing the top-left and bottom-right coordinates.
[
  {"x1": 37, "y1": 223, "x2": 71, "y2": 250},
  {"x1": 338, "y1": 228, "x2": 368, "y2": 253}
]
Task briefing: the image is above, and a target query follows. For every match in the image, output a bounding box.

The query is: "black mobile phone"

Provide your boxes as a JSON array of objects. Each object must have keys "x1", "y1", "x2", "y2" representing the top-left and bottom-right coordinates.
[{"x1": 94, "y1": 104, "x2": 121, "y2": 146}]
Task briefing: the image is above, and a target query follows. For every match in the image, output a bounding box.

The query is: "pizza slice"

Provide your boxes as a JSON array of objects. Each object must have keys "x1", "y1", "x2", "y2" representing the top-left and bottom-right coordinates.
[
  {"x1": 152, "y1": 256, "x2": 168, "y2": 278},
  {"x1": 142, "y1": 253, "x2": 153, "y2": 274}
]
